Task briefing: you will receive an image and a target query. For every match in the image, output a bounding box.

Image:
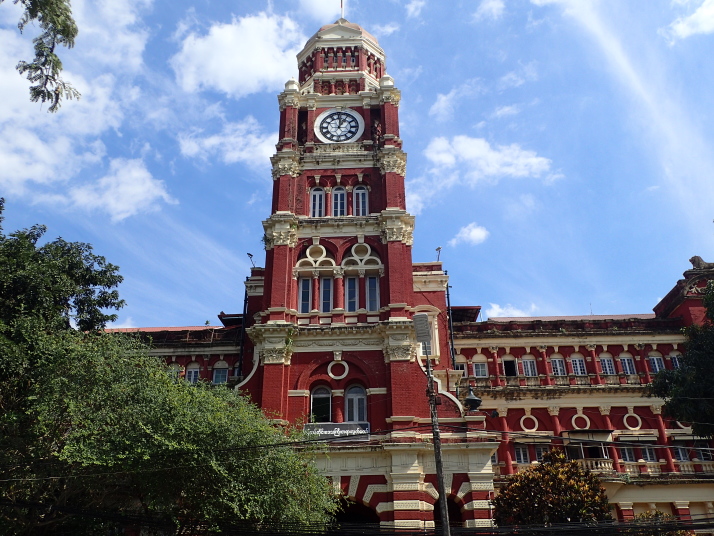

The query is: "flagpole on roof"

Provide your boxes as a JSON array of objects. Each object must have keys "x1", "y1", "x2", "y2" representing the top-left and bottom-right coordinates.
[{"x1": 341, "y1": 0, "x2": 344, "y2": 19}]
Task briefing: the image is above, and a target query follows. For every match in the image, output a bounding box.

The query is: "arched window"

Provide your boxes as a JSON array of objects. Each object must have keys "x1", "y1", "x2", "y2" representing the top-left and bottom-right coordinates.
[
  {"x1": 599, "y1": 352, "x2": 615, "y2": 375},
  {"x1": 550, "y1": 353, "x2": 566, "y2": 376},
  {"x1": 502, "y1": 354, "x2": 517, "y2": 377},
  {"x1": 332, "y1": 187, "x2": 346, "y2": 217},
  {"x1": 669, "y1": 351, "x2": 683, "y2": 369},
  {"x1": 648, "y1": 351, "x2": 664, "y2": 373},
  {"x1": 353, "y1": 186, "x2": 368, "y2": 216},
  {"x1": 570, "y1": 352, "x2": 587, "y2": 376},
  {"x1": 320, "y1": 277, "x2": 333, "y2": 312},
  {"x1": 212, "y1": 360, "x2": 229, "y2": 384},
  {"x1": 167, "y1": 363, "x2": 182, "y2": 381},
  {"x1": 298, "y1": 278, "x2": 311, "y2": 313},
  {"x1": 345, "y1": 385, "x2": 367, "y2": 422},
  {"x1": 619, "y1": 352, "x2": 636, "y2": 375},
  {"x1": 311, "y1": 386, "x2": 332, "y2": 423},
  {"x1": 295, "y1": 244, "x2": 337, "y2": 314},
  {"x1": 472, "y1": 356, "x2": 488, "y2": 378},
  {"x1": 186, "y1": 362, "x2": 201, "y2": 384},
  {"x1": 521, "y1": 354, "x2": 537, "y2": 377},
  {"x1": 366, "y1": 275, "x2": 379, "y2": 311},
  {"x1": 310, "y1": 188, "x2": 325, "y2": 217}
]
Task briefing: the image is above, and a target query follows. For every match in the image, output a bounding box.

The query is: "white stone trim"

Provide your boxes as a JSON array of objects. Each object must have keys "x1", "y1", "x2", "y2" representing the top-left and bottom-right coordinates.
[
  {"x1": 463, "y1": 500, "x2": 491, "y2": 510},
  {"x1": 363, "y1": 484, "x2": 388, "y2": 506},
  {"x1": 465, "y1": 520, "x2": 495, "y2": 528},
  {"x1": 348, "y1": 475, "x2": 360, "y2": 498}
]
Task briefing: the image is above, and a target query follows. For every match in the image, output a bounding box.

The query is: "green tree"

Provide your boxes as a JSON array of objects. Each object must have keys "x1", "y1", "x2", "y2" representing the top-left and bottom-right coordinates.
[
  {"x1": 650, "y1": 281, "x2": 714, "y2": 438},
  {"x1": 1, "y1": 0, "x2": 80, "y2": 112},
  {"x1": 625, "y1": 511, "x2": 692, "y2": 536},
  {"x1": 492, "y1": 449, "x2": 612, "y2": 527},
  {"x1": 0, "y1": 201, "x2": 338, "y2": 533}
]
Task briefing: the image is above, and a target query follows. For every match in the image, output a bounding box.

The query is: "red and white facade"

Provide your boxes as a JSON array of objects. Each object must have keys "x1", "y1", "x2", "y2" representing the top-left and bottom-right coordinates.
[{"x1": 131, "y1": 20, "x2": 714, "y2": 529}]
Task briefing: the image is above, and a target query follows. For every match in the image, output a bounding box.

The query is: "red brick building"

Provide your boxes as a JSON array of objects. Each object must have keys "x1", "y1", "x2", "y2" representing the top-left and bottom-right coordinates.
[{"x1": 127, "y1": 20, "x2": 714, "y2": 529}]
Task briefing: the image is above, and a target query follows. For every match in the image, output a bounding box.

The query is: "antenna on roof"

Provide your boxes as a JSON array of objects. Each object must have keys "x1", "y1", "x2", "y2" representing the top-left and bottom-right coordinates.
[{"x1": 436, "y1": 246, "x2": 442, "y2": 262}]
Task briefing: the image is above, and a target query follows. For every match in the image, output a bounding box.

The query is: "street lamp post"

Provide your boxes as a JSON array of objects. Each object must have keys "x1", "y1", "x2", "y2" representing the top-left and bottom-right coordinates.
[{"x1": 413, "y1": 313, "x2": 450, "y2": 536}]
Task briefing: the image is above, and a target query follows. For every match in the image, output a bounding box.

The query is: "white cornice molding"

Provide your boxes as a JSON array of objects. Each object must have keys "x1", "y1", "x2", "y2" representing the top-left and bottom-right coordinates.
[{"x1": 456, "y1": 333, "x2": 686, "y2": 348}]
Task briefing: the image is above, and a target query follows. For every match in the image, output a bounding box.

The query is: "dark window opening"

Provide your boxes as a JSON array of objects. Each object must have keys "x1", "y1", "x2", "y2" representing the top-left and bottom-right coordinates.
[{"x1": 503, "y1": 360, "x2": 517, "y2": 377}]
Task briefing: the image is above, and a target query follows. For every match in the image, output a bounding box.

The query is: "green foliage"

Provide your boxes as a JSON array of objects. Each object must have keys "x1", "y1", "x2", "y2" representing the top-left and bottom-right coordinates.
[
  {"x1": 2, "y1": 0, "x2": 80, "y2": 111},
  {"x1": 0, "y1": 199, "x2": 124, "y2": 335},
  {"x1": 625, "y1": 511, "x2": 693, "y2": 536},
  {"x1": 0, "y1": 202, "x2": 338, "y2": 533},
  {"x1": 650, "y1": 281, "x2": 714, "y2": 438},
  {"x1": 492, "y1": 449, "x2": 612, "y2": 526}
]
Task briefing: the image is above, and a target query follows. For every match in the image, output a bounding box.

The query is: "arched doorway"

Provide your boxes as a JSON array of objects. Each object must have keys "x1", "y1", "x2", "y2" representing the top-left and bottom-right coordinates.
[
  {"x1": 433, "y1": 496, "x2": 464, "y2": 527},
  {"x1": 335, "y1": 497, "x2": 380, "y2": 525}
]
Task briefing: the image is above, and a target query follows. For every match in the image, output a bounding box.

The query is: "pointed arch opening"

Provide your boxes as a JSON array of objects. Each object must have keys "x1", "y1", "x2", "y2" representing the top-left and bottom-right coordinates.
[{"x1": 335, "y1": 497, "x2": 380, "y2": 525}]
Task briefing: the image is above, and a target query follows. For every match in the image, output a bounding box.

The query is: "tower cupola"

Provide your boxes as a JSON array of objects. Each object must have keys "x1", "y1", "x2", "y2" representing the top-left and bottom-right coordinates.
[{"x1": 296, "y1": 18, "x2": 386, "y2": 93}]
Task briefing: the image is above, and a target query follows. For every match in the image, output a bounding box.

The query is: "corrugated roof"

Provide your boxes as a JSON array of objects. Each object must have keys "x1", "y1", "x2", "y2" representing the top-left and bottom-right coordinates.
[
  {"x1": 107, "y1": 326, "x2": 216, "y2": 332},
  {"x1": 488, "y1": 314, "x2": 656, "y2": 322}
]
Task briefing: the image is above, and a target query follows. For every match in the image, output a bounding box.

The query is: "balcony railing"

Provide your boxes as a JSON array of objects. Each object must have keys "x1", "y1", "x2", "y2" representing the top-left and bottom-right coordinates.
[
  {"x1": 577, "y1": 458, "x2": 615, "y2": 473},
  {"x1": 497, "y1": 459, "x2": 714, "y2": 478},
  {"x1": 621, "y1": 461, "x2": 663, "y2": 475}
]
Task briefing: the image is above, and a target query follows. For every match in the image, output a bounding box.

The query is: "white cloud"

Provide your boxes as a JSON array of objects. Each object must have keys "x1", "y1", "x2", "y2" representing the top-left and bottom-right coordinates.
[
  {"x1": 299, "y1": 0, "x2": 342, "y2": 21},
  {"x1": 171, "y1": 12, "x2": 305, "y2": 99},
  {"x1": 486, "y1": 303, "x2": 538, "y2": 318},
  {"x1": 505, "y1": 193, "x2": 538, "y2": 219},
  {"x1": 498, "y1": 61, "x2": 538, "y2": 89},
  {"x1": 492, "y1": 104, "x2": 521, "y2": 118},
  {"x1": 71, "y1": 0, "x2": 152, "y2": 73},
  {"x1": 530, "y1": 0, "x2": 714, "y2": 239},
  {"x1": 425, "y1": 135, "x2": 553, "y2": 184},
  {"x1": 373, "y1": 23, "x2": 401, "y2": 37},
  {"x1": 0, "y1": 129, "x2": 99, "y2": 195},
  {"x1": 109, "y1": 316, "x2": 137, "y2": 329},
  {"x1": 661, "y1": 0, "x2": 714, "y2": 43},
  {"x1": 406, "y1": 191, "x2": 426, "y2": 215},
  {"x1": 448, "y1": 222, "x2": 489, "y2": 246},
  {"x1": 69, "y1": 158, "x2": 176, "y2": 221},
  {"x1": 406, "y1": 0, "x2": 426, "y2": 18},
  {"x1": 474, "y1": 0, "x2": 505, "y2": 21},
  {"x1": 179, "y1": 117, "x2": 276, "y2": 169},
  {"x1": 428, "y1": 80, "x2": 483, "y2": 122}
]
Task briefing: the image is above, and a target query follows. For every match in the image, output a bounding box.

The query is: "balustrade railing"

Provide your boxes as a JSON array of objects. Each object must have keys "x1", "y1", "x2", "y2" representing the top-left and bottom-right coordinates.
[
  {"x1": 621, "y1": 461, "x2": 663, "y2": 475},
  {"x1": 577, "y1": 458, "x2": 615, "y2": 474}
]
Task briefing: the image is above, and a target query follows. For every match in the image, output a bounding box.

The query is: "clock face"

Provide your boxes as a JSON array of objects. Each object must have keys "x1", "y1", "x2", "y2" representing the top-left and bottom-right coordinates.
[{"x1": 314, "y1": 108, "x2": 364, "y2": 143}]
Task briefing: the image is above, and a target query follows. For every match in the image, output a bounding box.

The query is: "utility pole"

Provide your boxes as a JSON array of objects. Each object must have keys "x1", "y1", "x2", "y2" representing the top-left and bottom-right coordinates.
[{"x1": 413, "y1": 313, "x2": 451, "y2": 536}]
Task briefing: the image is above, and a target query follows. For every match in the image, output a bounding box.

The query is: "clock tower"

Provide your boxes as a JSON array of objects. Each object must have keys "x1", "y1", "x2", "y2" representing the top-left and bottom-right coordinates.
[{"x1": 242, "y1": 19, "x2": 496, "y2": 528}]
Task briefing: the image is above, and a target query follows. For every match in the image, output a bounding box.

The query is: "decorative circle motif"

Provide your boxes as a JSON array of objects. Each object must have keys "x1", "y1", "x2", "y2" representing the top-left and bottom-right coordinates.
[
  {"x1": 327, "y1": 360, "x2": 349, "y2": 380},
  {"x1": 520, "y1": 415, "x2": 539, "y2": 432},
  {"x1": 572, "y1": 414, "x2": 591, "y2": 430},
  {"x1": 623, "y1": 413, "x2": 642, "y2": 431},
  {"x1": 314, "y1": 108, "x2": 365, "y2": 144}
]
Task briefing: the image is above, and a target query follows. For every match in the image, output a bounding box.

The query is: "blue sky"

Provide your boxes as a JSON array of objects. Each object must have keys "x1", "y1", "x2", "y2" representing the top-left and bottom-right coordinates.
[{"x1": 1, "y1": 0, "x2": 713, "y2": 327}]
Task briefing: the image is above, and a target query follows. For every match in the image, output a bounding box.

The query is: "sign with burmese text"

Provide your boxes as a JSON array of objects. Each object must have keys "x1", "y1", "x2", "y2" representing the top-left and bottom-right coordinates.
[{"x1": 303, "y1": 422, "x2": 370, "y2": 441}]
